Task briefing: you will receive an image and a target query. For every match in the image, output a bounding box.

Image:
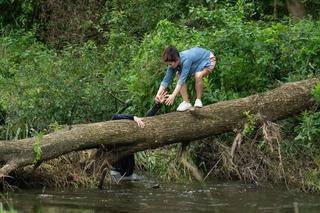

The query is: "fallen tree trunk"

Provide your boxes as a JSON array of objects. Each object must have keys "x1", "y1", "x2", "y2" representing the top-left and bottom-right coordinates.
[{"x1": 0, "y1": 78, "x2": 319, "y2": 177}]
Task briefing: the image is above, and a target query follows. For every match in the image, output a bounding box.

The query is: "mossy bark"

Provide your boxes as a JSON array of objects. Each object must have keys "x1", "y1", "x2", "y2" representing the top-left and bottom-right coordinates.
[{"x1": 0, "y1": 78, "x2": 319, "y2": 177}]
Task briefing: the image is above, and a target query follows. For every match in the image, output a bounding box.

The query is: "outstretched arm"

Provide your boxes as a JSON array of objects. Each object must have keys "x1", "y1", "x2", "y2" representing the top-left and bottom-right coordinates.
[
  {"x1": 146, "y1": 90, "x2": 168, "y2": 116},
  {"x1": 155, "y1": 85, "x2": 166, "y2": 103},
  {"x1": 165, "y1": 84, "x2": 182, "y2": 105},
  {"x1": 165, "y1": 59, "x2": 192, "y2": 105},
  {"x1": 156, "y1": 67, "x2": 174, "y2": 102}
]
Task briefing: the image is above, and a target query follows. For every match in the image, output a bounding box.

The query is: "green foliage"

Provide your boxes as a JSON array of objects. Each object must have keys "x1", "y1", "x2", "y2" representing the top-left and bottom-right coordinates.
[
  {"x1": 285, "y1": 20, "x2": 320, "y2": 81},
  {"x1": 312, "y1": 83, "x2": 320, "y2": 103},
  {"x1": 295, "y1": 111, "x2": 320, "y2": 148},
  {"x1": 0, "y1": 209, "x2": 16, "y2": 213},
  {"x1": 243, "y1": 111, "x2": 256, "y2": 137},
  {"x1": 32, "y1": 132, "x2": 43, "y2": 164},
  {"x1": 136, "y1": 145, "x2": 199, "y2": 181},
  {"x1": 0, "y1": 32, "x2": 127, "y2": 139},
  {"x1": 104, "y1": 0, "x2": 189, "y2": 38},
  {"x1": 136, "y1": 149, "x2": 179, "y2": 181},
  {"x1": 0, "y1": 0, "x2": 40, "y2": 28},
  {"x1": 294, "y1": 82, "x2": 320, "y2": 149},
  {"x1": 294, "y1": 83, "x2": 320, "y2": 150}
]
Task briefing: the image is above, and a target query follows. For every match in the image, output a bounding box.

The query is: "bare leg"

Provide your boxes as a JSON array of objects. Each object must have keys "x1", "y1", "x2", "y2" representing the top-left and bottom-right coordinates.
[
  {"x1": 195, "y1": 68, "x2": 210, "y2": 100},
  {"x1": 176, "y1": 73, "x2": 189, "y2": 102}
]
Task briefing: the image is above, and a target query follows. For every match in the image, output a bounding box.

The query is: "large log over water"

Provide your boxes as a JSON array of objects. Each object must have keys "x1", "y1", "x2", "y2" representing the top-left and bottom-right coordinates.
[{"x1": 0, "y1": 78, "x2": 319, "y2": 177}]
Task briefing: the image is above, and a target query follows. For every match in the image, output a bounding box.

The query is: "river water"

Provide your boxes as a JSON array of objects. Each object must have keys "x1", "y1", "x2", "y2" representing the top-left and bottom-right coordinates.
[{"x1": 1, "y1": 178, "x2": 320, "y2": 213}]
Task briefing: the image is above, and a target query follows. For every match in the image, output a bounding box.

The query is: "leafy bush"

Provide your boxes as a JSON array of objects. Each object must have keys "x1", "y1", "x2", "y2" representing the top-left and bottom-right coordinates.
[
  {"x1": 293, "y1": 84, "x2": 320, "y2": 150},
  {"x1": 0, "y1": 32, "x2": 126, "y2": 139},
  {"x1": 295, "y1": 111, "x2": 320, "y2": 148},
  {"x1": 312, "y1": 83, "x2": 320, "y2": 103}
]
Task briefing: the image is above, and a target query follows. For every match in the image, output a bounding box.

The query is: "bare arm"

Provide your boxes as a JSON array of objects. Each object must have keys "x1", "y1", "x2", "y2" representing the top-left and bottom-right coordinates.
[
  {"x1": 164, "y1": 84, "x2": 182, "y2": 105},
  {"x1": 165, "y1": 59, "x2": 192, "y2": 105}
]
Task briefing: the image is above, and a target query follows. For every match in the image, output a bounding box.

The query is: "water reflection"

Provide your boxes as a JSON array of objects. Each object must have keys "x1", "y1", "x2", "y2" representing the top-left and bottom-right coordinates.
[{"x1": 2, "y1": 179, "x2": 320, "y2": 213}]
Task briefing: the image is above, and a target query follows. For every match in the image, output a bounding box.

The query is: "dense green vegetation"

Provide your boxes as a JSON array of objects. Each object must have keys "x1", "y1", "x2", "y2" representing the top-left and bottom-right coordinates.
[{"x1": 0, "y1": 0, "x2": 320, "y2": 191}]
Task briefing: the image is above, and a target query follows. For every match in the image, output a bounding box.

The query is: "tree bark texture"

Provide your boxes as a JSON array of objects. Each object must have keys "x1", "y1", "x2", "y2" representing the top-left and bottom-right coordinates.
[
  {"x1": 286, "y1": 0, "x2": 305, "y2": 20},
  {"x1": 0, "y1": 78, "x2": 319, "y2": 177}
]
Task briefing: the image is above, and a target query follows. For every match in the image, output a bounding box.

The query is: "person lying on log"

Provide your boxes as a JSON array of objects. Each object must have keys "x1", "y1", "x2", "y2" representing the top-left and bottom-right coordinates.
[{"x1": 110, "y1": 91, "x2": 167, "y2": 178}]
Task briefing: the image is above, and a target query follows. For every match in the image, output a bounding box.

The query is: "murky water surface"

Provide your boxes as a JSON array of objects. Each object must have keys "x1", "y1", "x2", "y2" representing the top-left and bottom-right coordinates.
[{"x1": 1, "y1": 178, "x2": 320, "y2": 212}]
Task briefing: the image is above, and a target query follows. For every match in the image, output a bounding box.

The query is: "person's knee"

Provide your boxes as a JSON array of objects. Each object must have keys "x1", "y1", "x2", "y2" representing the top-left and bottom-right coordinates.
[
  {"x1": 196, "y1": 69, "x2": 210, "y2": 81},
  {"x1": 195, "y1": 73, "x2": 203, "y2": 82}
]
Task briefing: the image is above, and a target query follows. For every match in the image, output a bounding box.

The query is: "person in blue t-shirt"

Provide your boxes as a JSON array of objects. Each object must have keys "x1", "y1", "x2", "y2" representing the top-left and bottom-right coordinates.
[{"x1": 155, "y1": 46, "x2": 216, "y2": 111}]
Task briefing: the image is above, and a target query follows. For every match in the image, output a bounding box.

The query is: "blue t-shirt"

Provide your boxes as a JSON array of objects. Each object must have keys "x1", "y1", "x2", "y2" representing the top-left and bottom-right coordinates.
[{"x1": 161, "y1": 47, "x2": 211, "y2": 87}]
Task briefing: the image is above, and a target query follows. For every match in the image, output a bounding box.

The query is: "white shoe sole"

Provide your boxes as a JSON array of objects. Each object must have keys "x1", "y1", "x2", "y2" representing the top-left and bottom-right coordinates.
[{"x1": 177, "y1": 106, "x2": 192, "y2": 111}]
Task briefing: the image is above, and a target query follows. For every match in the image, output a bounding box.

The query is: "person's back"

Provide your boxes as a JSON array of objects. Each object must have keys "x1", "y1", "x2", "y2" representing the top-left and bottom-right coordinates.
[{"x1": 180, "y1": 47, "x2": 211, "y2": 71}]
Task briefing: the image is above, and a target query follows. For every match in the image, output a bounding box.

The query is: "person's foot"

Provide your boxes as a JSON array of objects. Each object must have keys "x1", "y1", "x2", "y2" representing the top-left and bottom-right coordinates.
[
  {"x1": 177, "y1": 101, "x2": 192, "y2": 111},
  {"x1": 194, "y1": 99, "x2": 203, "y2": 108}
]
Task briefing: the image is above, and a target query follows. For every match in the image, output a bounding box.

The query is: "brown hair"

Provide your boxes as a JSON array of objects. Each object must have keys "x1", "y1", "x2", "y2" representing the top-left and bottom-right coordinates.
[{"x1": 162, "y1": 46, "x2": 180, "y2": 62}]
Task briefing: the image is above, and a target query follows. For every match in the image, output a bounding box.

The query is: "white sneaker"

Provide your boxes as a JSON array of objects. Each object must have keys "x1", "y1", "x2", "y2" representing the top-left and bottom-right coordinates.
[
  {"x1": 177, "y1": 101, "x2": 192, "y2": 111},
  {"x1": 194, "y1": 99, "x2": 203, "y2": 108}
]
